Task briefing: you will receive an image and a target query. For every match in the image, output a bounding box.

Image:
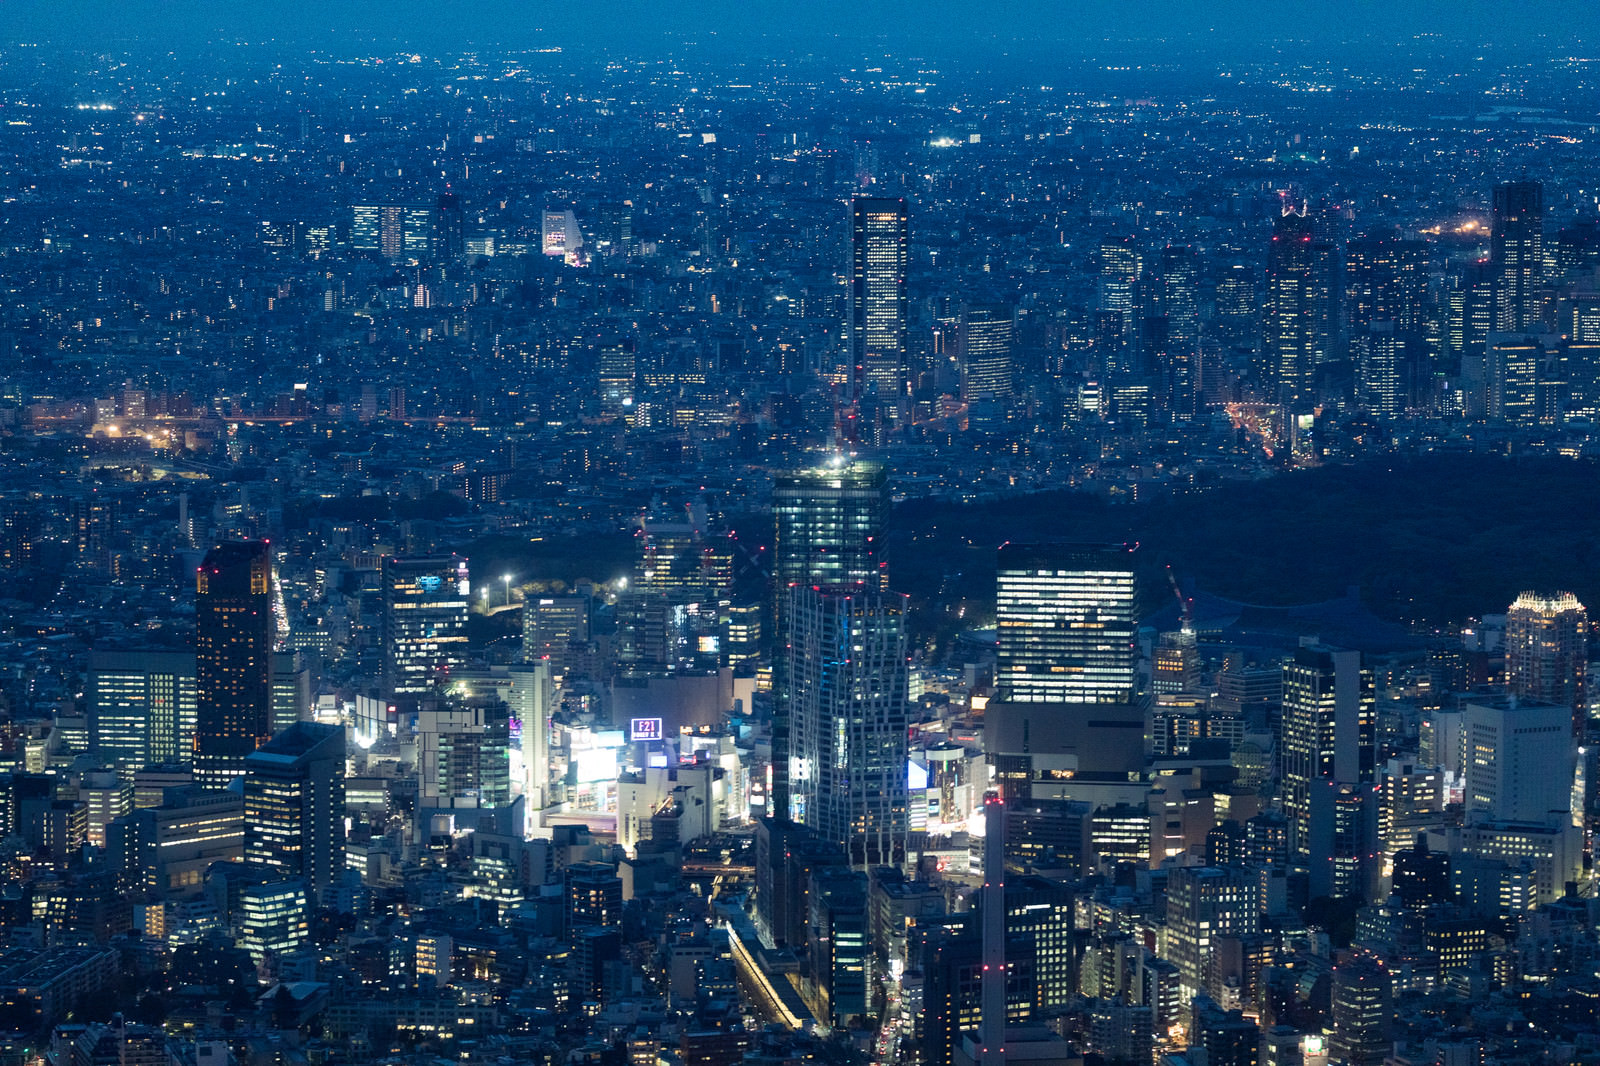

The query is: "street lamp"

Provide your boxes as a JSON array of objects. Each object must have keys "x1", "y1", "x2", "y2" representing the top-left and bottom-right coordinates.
[{"x1": 503, "y1": 573, "x2": 513, "y2": 608}]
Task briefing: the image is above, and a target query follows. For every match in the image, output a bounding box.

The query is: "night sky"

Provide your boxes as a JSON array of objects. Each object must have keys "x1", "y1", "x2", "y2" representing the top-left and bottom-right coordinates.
[{"x1": 6, "y1": 1, "x2": 1599, "y2": 56}]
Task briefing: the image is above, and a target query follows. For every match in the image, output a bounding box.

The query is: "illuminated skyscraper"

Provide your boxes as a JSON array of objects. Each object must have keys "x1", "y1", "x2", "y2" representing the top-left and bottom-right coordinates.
[
  {"x1": 788, "y1": 585, "x2": 910, "y2": 869},
  {"x1": 1154, "y1": 245, "x2": 1201, "y2": 419},
  {"x1": 88, "y1": 650, "x2": 197, "y2": 772},
  {"x1": 194, "y1": 541, "x2": 275, "y2": 787},
  {"x1": 959, "y1": 305, "x2": 1014, "y2": 403},
  {"x1": 382, "y1": 555, "x2": 471, "y2": 698},
  {"x1": 849, "y1": 196, "x2": 908, "y2": 403},
  {"x1": 1504, "y1": 591, "x2": 1588, "y2": 735},
  {"x1": 1263, "y1": 209, "x2": 1320, "y2": 410},
  {"x1": 1328, "y1": 954, "x2": 1392, "y2": 1066},
  {"x1": 243, "y1": 721, "x2": 346, "y2": 898},
  {"x1": 994, "y1": 543, "x2": 1138, "y2": 705},
  {"x1": 769, "y1": 458, "x2": 890, "y2": 821},
  {"x1": 1463, "y1": 694, "x2": 1573, "y2": 825},
  {"x1": 1280, "y1": 645, "x2": 1375, "y2": 869},
  {"x1": 433, "y1": 192, "x2": 465, "y2": 261},
  {"x1": 1166, "y1": 865, "x2": 1261, "y2": 993},
  {"x1": 1492, "y1": 180, "x2": 1544, "y2": 333},
  {"x1": 987, "y1": 543, "x2": 1144, "y2": 794},
  {"x1": 772, "y1": 458, "x2": 889, "y2": 599}
]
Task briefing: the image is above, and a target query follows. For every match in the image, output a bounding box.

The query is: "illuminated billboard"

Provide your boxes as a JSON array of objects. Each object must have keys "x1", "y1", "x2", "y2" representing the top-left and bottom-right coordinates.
[{"x1": 630, "y1": 717, "x2": 663, "y2": 742}]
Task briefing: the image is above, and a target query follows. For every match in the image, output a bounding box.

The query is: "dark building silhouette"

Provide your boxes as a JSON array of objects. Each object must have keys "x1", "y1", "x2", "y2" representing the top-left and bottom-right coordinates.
[
  {"x1": 194, "y1": 541, "x2": 275, "y2": 787},
  {"x1": 1492, "y1": 180, "x2": 1544, "y2": 333}
]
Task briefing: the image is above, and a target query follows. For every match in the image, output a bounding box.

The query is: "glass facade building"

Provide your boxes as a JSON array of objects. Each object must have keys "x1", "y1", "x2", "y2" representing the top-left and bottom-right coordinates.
[
  {"x1": 995, "y1": 542, "x2": 1138, "y2": 705},
  {"x1": 382, "y1": 555, "x2": 471, "y2": 698},
  {"x1": 194, "y1": 541, "x2": 275, "y2": 788}
]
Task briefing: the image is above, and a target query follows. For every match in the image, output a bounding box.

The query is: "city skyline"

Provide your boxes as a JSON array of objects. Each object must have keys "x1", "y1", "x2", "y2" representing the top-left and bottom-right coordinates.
[{"x1": 2, "y1": 17, "x2": 1600, "y2": 1066}]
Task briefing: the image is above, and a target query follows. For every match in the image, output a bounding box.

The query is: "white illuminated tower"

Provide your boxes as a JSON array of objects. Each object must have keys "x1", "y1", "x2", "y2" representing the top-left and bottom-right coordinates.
[
  {"x1": 1504, "y1": 591, "x2": 1588, "y2": 737},
  {"x1": 788, "y1": 584, "x2": 909, "y2": 869},
  {"x1": 850, "y1": 196, "x2": 908, "y2": 403}
]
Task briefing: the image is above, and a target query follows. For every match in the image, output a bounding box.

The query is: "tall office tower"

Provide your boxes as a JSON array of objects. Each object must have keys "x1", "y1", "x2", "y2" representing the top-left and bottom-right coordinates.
[
  {"x1": 382, "y1": 555, "x2": 471, "y2": 698},
  {"x1": 1280, "y1": 645, "x2": 1375, "y2": 868},
  {"x1": 1463, "y1": 695, "x2": 1574, "y2": 824},
  {"x1": 637, "y1": 500, "x2": 733, "y2": 599},
  {"x1": 771, "y1": 457, "x2": 890, "y2": 605},
  {"x1": 1486, "y1": 335, "x2": 1544, "y2": 424},
  {"x1": 597, "y1": 341, "x2": 637, "y2": 414},
  {"x1": 1263, "y1": 209, "x2": 1321, "y2": 409},
  {"x1": 1155, "y1": 245, "x2": 1200, "y2": 349},
  {"x1": 988, "y1": 543, "x2": 1143, "y2": 795},
  {"x1": 88, "y1": 650, "x2": 197, "y2": 772},
  {"x1": 959, "y1": 305, "x2": 1014, "y2": 403},
  {"x1": 1377, "y1": 758, "x2": 1442, "y2": 863},
  {"x1": 1328, "y1": 954, "x2": 1392, "y2": 1066},
  {"x1": 1447, "y1": 259, "x2": 1496, "y2": 360},
  {"x1": 1215, "y1": 261, "x2": 1257, "y2": 347},
  {"x1": 243, "y1": 721, "x2": 346, "y2": 899},
  {"x1": 994, "y1": 543, "x2": 1138, "y2": 705},
  {"x1": 1096, "y1": 238, "x2": 1142, "y2": 374},
  {"x1": 1307, "y1": 780, "x2": 1380, "y2": 902},
  {"x1": 566, "y1": 860, "x2": 624, "y2": 938},
  {"x1": 1492, "y1": 180, "x2": 1545, "y2": 333},
  {"x1": 1504, "y1": 592, "x2": 1588, "y2": 735},
  {"x1": 194, "y1": 541, "x2": 275, "y2": 788},
  {"x1": 1152, "y1": 246, "x2": 1201, "y2": 419},
  {"x1": 270, "y1": 650, "x2": 310, "y2": 738},
  {"x1": 788, "y1": 585, "x2": 910, "y2": 869},
  {"x1": 1166, "y1": 866, "x2": 1261, "y2": 993},
  {"x1": 433, "y1": 192, "x2": 465, "y2": 261},
  {"x1": 507, "y1": 661, "x2": 554, "y2": 826},
  {"x1": 416, "y1": 702, "x2": 512, "y2": 811},
  {"x1": 849, "y1": 196, "x2": 909, "y2": 404},
  {"x1": 1345, "y1": 235, "x2": 1431, "y2": 337},
  {"x1": 1357, "y1": 320, "x2": 1403, "y2": 419},
  {"x1": 522, "y1": 593, "x2": 591, "y2": 675}
]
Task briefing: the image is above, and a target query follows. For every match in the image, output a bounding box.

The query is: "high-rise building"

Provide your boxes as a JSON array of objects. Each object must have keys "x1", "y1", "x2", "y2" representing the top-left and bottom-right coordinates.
[
  {"x1": 1328, "y1": 954, "x2": 1392, "y2": 1066},
  {"x1": 1463, "y1": 695, "x2": 1574, "y2": 825},
  {"x1": 959, "y1": 305, "x2": 1014, "y2": 403},
  {"x1": 433, "y1": 192, "x2": 465, "y2": 261},
  {"x1": 1503, "y1": 591, "x2": 1588, "y2": 735},
  {"x1": 994, "y1": 543, "x2": 1138, "y2": 705},
  {"x1": 522, "y1": 592, "x2": 591, "y2": 675},
  {"x1": 416, "y1": 702, "x2": 512, "y2": 811},
  {"x1": 1486, "y1": 334, "x2": 1545, "y2": 425},
  {"x1": 566, "y1": 860, "x2": 623, "y2": 938},
  {"x1": 88, "y1": 650, "x2": 197, "y2": 773},
  {"x1": 769, "y1": 459, "x2": 890, "y2": 820},
  {"x1": 542, "y1": 209, "x2": 583, "y2": 258},
  {"x1": 1166, "y1": 866, "x2": 1261, "y2": 992},
  {"x1": 1263, "y1": 209, "x2": 1322, "y2": 410},
  {"x1": 243, "y1": 721, "x2": 346, "y2": 899},
  {"x1": 1492, "y1": 180, "x2": 1544, "y2": 333},
  {"x1": 1280, "y1": 645, "x2": 1374, "y2": 868},
  {"x1": 637, "y1": 501, "x2": 733, "y2": 599},
  {"x1": 1345, "y1": 234, "x2": 1430, "y2": 337},
  {"x1": 988, "y1": 543, "x2": 1143, "y2": 794},
  {"x1": 194, "y1": 542, "x2": 275, "y2": 788},
  {"x1": 849, "y1": 196, "x2": 909, "y2": 403},
  {"x1": 788, "y1": 585, "x2": 910, "y2": 869},
  {"x1": 270, "y1": 650, "x2": 310, "y2": 738},
  {"x1": 507, "y1": 662, "x2": 554, "y2": 826},
  {"x1": 772, "y1": 459, "x2": 889, "y2": 596},
  {"x1": 382, "y1": 555, "x2": 471, "y2": 698}
]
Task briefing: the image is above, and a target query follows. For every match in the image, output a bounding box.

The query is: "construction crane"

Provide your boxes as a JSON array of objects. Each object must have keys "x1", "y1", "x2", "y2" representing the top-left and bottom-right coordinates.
[{"x1": 1166, "y1": 565, "x2": 1195, "y2": 644}]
